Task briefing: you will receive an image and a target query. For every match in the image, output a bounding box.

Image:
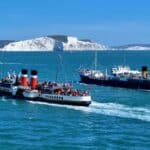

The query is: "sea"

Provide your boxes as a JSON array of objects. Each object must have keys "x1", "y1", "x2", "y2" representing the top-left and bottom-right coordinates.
[{"x1": 0, "y1": 51, "x2": 150, "y2": 150}]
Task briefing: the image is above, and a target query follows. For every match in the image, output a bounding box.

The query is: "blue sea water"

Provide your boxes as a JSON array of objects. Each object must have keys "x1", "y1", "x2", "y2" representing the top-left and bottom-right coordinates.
[{"x1": 0, "y1": 51, "x2": 150, "y2": 149}]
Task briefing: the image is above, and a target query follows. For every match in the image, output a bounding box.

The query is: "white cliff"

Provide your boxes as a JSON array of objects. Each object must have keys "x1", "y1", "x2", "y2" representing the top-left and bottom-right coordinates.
[
  {"x1": 63, "y1": 36, "x2": 108, "y2": 50},
  {"x1": 1, "y1": 37, "x2": 55, "y2": 51},
  {"x1": 1, "y1": 35, "x2": 108, "y2": 51}
]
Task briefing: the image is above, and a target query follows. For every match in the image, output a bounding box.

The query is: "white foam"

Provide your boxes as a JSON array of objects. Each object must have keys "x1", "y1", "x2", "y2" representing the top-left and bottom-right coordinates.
[
  {"x1": 1, "y1": 96, "x2": 7, "y2": 102},
  {"x1": 90, "y1": 102, "x2": 150, "y2": 122},
  {"x1": 0, "y1": 62, "x2": 22, "y2": 65},
  {"x1": 12, "y1": 100, "x2": 17, "y2": 106},
  {"x1": 28, "y1": 101, "x2": 150, "y2": 122}
]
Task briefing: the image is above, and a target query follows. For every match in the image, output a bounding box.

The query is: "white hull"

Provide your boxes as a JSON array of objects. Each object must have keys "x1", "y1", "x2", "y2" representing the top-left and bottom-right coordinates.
[
  {"x1": 40, "y1": 93, "x2": 91, "y2": 102},
  {"x1": 0, "y1": 86, "x2": 17, "y2": 95},
  {"x1": 22, "y1": 91, "x2": 91, "y2": 106},
  {"x1": 39, "y1": 94, "x2": 92, "y2": 106},
  {"x1": 23, "y1": 90, "x2": 39, "y2": 98}
]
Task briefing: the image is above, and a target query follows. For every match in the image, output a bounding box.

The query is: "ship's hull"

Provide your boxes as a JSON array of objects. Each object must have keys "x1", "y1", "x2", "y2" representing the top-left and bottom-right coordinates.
[
  {"x1": 33, "y1": 97, "x2": 91, "y2": 106},
  {"x1": 80, "y1": 75, "x2": 150, "y2": 90},
  {"x1": 0, "y1": 88, "x2": 91, "y2": 107},
  {"x1": 39, "y1": 94, "x2": 91, "y2": 106}
]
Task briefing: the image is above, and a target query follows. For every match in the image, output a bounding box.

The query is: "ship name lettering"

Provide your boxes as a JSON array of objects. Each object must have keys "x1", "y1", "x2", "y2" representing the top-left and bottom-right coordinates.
[{"x1": 45, "y1": 95, "x2": 63, "y2": 100}]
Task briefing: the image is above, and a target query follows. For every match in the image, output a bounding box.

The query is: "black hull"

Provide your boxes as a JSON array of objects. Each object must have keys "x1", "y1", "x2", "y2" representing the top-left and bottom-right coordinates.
[
  {"x1": 0, "y1": 90, "x2": 91, "y2": 107},
  {"x1": 33, "y1": 98, "x2": 91, "y2": 106},
  {"x1": 80, "y1": 75, "x2": 150, "y2": 90}
]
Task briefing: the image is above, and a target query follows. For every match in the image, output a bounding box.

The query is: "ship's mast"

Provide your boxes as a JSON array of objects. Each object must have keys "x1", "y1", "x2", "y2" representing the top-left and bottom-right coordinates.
[
  {"x1": 55, "y1": 54, "x2": 66, "y2": 83},
  {"x1": 55, "y1": 55, "x2": 61, "y2": 82},
  {"x1": 1, "y1": 49, "x2": 5, "y2": 79},
  {"x1": 123, "y1": 50, "x2": 126, "y2": 66},
  {"x1": 94, "y1": 51, "x2": 97, "y2": 70}
]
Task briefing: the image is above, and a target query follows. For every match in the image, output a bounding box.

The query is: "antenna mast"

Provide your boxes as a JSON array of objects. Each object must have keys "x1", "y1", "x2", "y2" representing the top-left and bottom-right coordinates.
[{"x1": 94, "y1": 51, "x2": 97, "y2": 70}]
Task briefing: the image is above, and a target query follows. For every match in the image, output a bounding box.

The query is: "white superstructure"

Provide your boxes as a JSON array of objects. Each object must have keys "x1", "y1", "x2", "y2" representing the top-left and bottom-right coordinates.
[{"x1": 111, "y1": 66, "x2": 141, "y2": 77}]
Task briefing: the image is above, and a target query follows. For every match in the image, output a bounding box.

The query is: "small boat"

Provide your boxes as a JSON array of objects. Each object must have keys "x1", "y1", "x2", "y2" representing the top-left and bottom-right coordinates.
[{"x1": 0, "y1": 69, "x2": 92, "y2": 106}]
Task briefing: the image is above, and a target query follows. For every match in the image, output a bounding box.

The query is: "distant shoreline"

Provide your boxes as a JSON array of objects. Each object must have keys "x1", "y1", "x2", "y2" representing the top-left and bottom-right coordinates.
[
  {"x1": 1, "y1": 35, "x2": 150, "y2": 51},
  {"x1": 0, "y1": 49, "x2": 150, "y2": 53}
]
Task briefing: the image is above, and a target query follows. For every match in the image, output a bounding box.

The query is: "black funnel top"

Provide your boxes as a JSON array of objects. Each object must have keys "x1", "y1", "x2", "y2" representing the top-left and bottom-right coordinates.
[
  {"x1": 31, "y1": 70, "x2": 38, "y2": 76},
  {"x1": 142, "y1": 66, "x2": 148, "y2": 72},
  {"x1": 22, "y1": 69, "x2": 28, "y2": 75}
]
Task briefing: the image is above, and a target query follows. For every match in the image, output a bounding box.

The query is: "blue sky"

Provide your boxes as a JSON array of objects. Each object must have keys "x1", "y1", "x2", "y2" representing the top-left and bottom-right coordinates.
[{"x1": 0, "y1": 0, "x2": 150, "y2": 45}]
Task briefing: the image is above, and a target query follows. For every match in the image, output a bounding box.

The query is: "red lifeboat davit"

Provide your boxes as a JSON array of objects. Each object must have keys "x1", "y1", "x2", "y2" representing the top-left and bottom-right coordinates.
[
  {"x1": 30, "y1": 70, "x2": 38, "y2": 90},
  {"x1": 21, "y1": 69, "x2": 28, "y2": 87}
]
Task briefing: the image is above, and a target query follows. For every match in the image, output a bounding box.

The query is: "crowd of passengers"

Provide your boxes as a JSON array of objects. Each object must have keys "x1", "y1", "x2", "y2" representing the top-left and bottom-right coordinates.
[
  {"x1": 37, "y1": 81, "x2": 89, "y2": 96},
  {"x1": 1, "y1": 73, "x2": 89, "y2": 96}
]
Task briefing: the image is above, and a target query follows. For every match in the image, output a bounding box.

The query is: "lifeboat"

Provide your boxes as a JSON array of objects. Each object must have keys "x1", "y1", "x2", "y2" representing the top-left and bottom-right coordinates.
[{"x1": 23, "y1": 89, "x2": 39, "y2": 99}]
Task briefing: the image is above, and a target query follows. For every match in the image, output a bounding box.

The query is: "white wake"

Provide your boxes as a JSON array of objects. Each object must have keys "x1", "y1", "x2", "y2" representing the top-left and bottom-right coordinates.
[
  {"x1": 28, "y1": 101, "x2": 150, "y2": 122},
  {"x1": 0, "y1": 62, "x2": 22, "y2": 65}
]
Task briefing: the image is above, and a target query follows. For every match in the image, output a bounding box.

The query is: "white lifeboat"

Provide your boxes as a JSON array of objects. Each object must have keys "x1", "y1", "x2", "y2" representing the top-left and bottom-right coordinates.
[{"x1": 23, "y1": 90, "x2": 39, "y2": 99}]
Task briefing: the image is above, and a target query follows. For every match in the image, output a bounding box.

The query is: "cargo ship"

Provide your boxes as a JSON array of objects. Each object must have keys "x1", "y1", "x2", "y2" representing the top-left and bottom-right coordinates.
[
  {"x1": 0, "y1": 69, "x2": 92, "y2": 106},
  {"x1": 79, "y1": 66, "x2": 150, "y2": 90}
]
